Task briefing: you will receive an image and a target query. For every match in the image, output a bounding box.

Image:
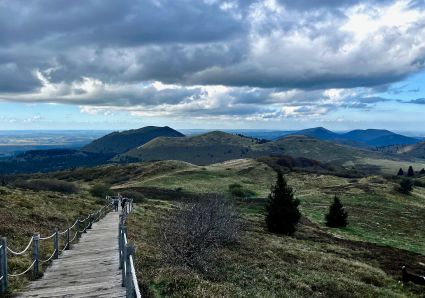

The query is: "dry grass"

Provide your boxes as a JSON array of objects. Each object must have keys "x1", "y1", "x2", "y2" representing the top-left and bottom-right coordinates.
[{"x1": 0, "y1": 186, "x2": 104, "y2": 293}]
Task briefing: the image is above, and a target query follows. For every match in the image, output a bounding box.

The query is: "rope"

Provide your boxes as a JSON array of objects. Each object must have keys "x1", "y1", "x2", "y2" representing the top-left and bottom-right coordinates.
[
  {"x1": 69, "y1": 231, "x2": 78, "y2": 243},
  {"x1": 9, "y1": 260, "x2": 36, "y2": 277},
  {"x1": 129, "y1": 255, "x2": 141, "y2": 298},
  {"x1": 39, "y1": 232, "x2": 56, "y2": 241},
  {"x1": 7, "y1": 237, "x2": 33, "y2": 256},
  {"x1": 61, "y1": 244, "x2": 68, "y2": 253},
  {"x1": 69, "y1": 219, "x2": 79, "y2": 230},
  {"x1": 58, "y1": 229, "x2": 68, "y2": 236},
  {"x1": 41, "y1": 249, "x2": 57, "y2": 264}
]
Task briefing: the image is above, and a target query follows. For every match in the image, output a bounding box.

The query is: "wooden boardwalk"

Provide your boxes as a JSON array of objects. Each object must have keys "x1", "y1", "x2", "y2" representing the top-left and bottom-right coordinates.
[{"x1": 18, "y1": 212, "x2": 126, "y2": 298}]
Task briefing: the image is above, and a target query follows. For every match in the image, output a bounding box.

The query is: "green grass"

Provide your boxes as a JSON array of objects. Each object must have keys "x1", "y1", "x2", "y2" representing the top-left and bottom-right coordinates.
[
  {"x1": 0, "y1": 185, "x2": 104, "y2": 293},
  {"x1": 127, "y1": 199, "x2": 424, "y2": 297},
  {"x1": 115, "y1": 159, "x2": 425, "y2": 255}
]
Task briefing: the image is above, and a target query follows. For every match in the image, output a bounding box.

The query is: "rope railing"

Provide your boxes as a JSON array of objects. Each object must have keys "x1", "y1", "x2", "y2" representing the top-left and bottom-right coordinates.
[
  {"x1": 117, "y1": 197, "x2": 141, "y2": 298},
  {"x1": 8, "y1": 260, "x2": 36, "y2": 278},
  {"x1": 6, "y1": 237, "x2": 33, "y2": 256},
  {"x1": 0, "y1": 200, "x2": 114, "y2": 294},
  {"x1": 40, "y1": 249, "x2": 57, "y2": 264}
]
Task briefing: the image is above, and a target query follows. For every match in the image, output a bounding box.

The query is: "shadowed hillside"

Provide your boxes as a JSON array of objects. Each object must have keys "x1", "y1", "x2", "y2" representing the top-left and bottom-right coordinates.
[
  {"x1": 117, "y1": 132, "x2": 374, "y2": 165},
  {"x1": 82, "y1": 126, "x2": 184, "y2": 154}
]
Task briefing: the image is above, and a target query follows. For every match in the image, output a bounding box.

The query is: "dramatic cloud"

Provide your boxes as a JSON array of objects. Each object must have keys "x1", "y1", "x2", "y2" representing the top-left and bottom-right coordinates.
[{"x1": 0, "y1": 0, "x2": 424, "y2": 120}]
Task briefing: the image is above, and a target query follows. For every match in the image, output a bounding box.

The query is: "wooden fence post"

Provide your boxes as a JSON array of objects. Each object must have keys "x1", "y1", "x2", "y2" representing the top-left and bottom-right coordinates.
[
  {"x1": 121, "y1": 226, "x2": 127, "y2": 287},
  {"x1": 88, "y1": 214, "x2": 93, "y2": 230},
  {"x1": 65, "y1": 228, "x2": 70, "y2": 250},
  {"x1": 0, "y1": 237, "x2": 8, "y2": 294},
  {"x1": 54, "y1": 228, "x2": 59, "y2": 259},
  {"x1": 32, "y1": 234, "x2": 39, "y2": 279},
  {"x1": 77, "y1": 221, "x2": 82, "y2": 239},
  {"x1": 125, "y1": 244, "x2": 135, "y2": 298},
  {"x1": 119, "y1": 216, "x2": 123, "y2": 269}
]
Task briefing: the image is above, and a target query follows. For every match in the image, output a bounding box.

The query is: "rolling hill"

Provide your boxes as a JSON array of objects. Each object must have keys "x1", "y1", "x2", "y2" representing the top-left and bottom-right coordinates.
[
  {"x1": 290, "y1": 127, "x2": 418, "y2": 147},
  {"x1": 82, "y1": 126, "x2": 184, "y2": 154},
  {"x1": 116, "y1": 131, "x2": 373, "y2": 165}
]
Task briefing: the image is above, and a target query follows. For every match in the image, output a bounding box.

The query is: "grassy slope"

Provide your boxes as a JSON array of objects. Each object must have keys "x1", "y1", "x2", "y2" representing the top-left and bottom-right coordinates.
[
  {"x1": 10, "y1": 159, "x2": 423, "y2": 296},
  {"x1": 127, "y1": 199, "x2": 424, "y2": 297},
  {"x1": 116, "y1": 159, "x2": 425, "y2": 256},
  {"x1": 0, "y1": 186, "x2": 104, "y2": 293},
  {"x1": 119, "y1": 132, "x2": 425, "y2": 174}
]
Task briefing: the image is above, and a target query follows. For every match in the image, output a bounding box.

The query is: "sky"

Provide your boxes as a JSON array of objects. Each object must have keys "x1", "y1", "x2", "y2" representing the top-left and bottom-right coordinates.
[{"x1": 0, "y1": 0, "x2": 425, "y2": 132}]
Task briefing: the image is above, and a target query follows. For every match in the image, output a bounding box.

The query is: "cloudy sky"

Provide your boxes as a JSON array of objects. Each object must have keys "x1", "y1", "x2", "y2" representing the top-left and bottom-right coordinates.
[{"x1": 0, "y1": 0, "x2": 425, "y2": 132}]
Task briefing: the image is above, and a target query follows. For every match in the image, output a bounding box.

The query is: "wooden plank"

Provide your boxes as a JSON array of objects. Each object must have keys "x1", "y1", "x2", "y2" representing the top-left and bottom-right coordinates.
[{"x1": 17, "y1": 211, "x2": 126, "y2": 297}]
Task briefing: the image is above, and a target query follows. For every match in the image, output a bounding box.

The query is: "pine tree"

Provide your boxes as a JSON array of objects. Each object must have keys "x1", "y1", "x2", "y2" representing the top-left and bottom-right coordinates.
[
  {"x1": 420, "y1": 168, "x2": 425, "y2": 175},
  {"x1": 407, "y1": 166, "x2": 414, "y2": 177},
  {"x1": 266, "y1": 171, "x2": 301, "y2": 235},
  {"x1": 398, "y1": 178, "x2": 413, "y2": 194},
  {"x1": 325, "y1": 196, "x2": 348, "y2": 228},
  {"x1": 397, "y1": 168, "x2": 404, "y2": 176}
]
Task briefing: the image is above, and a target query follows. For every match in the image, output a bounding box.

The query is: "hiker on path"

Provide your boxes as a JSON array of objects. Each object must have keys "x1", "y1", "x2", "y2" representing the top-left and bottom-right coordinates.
[
  {"x1": 113, "y1": 197, "x2": 119, "y2": 212},
  {"x1": 121, "y1": 197, "x2": 128, "y2": 211}
]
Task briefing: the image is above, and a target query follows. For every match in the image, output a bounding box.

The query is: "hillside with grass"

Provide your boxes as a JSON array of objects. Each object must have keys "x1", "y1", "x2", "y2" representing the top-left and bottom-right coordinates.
[
  {"x1": 116, "y1": 131, "x2": 425, "y2": 175},
  {"x1": 0, "y1": 180, "x2": 105, "y2": 293},
  {"x1": 4, "y1": 157, "x2": 425, "y2": 296},
  {"x1": 82, "y1": 126, "x2": 184, "y2": 154},
  {"x1": 117, "y1": 132, "x2": 370, "y2": 164}
]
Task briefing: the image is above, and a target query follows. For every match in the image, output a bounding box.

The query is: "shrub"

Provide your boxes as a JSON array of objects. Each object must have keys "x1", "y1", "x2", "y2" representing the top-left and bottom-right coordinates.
[
  {"x1": 13, "y1": 179, "x2": 79, "y2": 194},
  {"x1": 90, "y1": 183, "x2": 115, "y2": 198},
  {"x1": 325, "y1": 196, "x2": 348, "y2": 228},
  {"x1": 397, "y1": 168, "x2": 404, "y2": 176},
  {"x1": 420, "y1": 168, "x2": 425, "y2": 175},
  {"x1": 266, "y1": 171, "x2": 301, "y2": 235},
  {"x1": 407, "y1": 166, "x2": 414, "y2": 177},
  {"x1": 160, "y1": 194, "x2": 240, "y2": 273},
  {"x1": 119, "y1": 189, "x2": 145, "y2": 202},
  {"x1": 228, "y1": 183, "x2": 255, "y2": 198},
  {"x1": 398, "y1": 178, "x2": 413, "y2": 194},
  {"x1": 413, "y1": 180, "x2": 425, "y2": 188}
]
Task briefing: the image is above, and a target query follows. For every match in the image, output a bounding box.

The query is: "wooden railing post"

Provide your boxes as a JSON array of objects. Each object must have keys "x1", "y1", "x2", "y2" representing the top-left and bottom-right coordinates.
[
  {"x1": 77, "y1": 221, "x2": 81, "y2": 239},
  {"x1": 54, "y1": 228, "x2": 59, "y2": 259},
  {"x1": 125, "y1": 244, "x2": 135, "y2": 298},
  {"x1": 0, "y1": 237, "x2": 8, "y2": 294},
  {"x1": 32, "y1": 234, "x2": 39, "y2": 279},
  {"x1": 88, "y1": 214, "x2": 93, "y2": 229},
  {"x1": 65, "y1": 228, "x2": 70, "y2": 250},
  {"x1": 119, "y1": 216, "x2": 123, "y2": 269},
  {"x1": 83, "y1": 218, "x2": 88, "y2": 233},
  {"x1": 121, "y1": 226, "x2": 127, "y2": 287}
]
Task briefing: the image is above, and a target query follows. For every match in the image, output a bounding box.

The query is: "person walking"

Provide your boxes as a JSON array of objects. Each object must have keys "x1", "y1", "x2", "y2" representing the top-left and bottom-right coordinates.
[
  {"x1": 121, "y1": 197, "x2": 128, "y2": 212},
  {"x1": 113, "y1": 197, "x2": 119, "y2": 212}
]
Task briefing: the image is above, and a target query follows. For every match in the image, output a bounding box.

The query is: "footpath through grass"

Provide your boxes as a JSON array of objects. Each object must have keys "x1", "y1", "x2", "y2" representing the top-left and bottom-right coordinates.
[{"x1": 0, "y1": 186, "x2": 103, "y2": 293}]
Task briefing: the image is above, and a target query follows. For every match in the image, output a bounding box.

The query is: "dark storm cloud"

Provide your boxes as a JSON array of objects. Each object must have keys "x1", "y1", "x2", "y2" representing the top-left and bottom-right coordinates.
[{"x1": 0, "y1": 0, "x2": 424, "y2": 119}]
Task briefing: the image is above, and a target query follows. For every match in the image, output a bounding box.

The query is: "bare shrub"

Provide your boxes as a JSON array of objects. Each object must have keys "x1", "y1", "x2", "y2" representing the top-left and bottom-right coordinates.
[{"x1": 160, "y1": 194, "x2": 240, "y2": 273}]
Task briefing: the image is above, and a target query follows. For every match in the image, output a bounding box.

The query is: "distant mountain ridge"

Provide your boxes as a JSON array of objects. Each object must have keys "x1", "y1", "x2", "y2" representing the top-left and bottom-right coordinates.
[
  {"x1": 290, "y1": 127, "x2": 419, "y2": 147},
  {"x1": 82, "y1": 126, "x2": 184, "y2": 154}
]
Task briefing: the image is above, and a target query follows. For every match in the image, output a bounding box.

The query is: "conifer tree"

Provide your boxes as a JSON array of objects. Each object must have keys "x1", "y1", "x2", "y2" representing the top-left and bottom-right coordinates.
[
  {"x1": 420, "y1": 168, "x2": 425, "y2": 175},
  {"x1": 325, "y1": 196, "x2": 348, "y2": 228},
  {"x1": 407, "y1": 166, "x2": 414, "y2": 177},
  {"x1": 397, "y1": 168, "x2": 404, "y2": 176},
  {"x1": 398, "y1": 178, "x2": 413, "y2": 194},
  {"x1": 266, "y1": 171, "x2": 301, "y2": 235}
]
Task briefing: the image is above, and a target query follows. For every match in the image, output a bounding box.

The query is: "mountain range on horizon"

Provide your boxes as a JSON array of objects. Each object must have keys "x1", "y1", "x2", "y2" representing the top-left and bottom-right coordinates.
[{"x1": 1, "y1": 125, "x2": 425, "y2": 174}]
